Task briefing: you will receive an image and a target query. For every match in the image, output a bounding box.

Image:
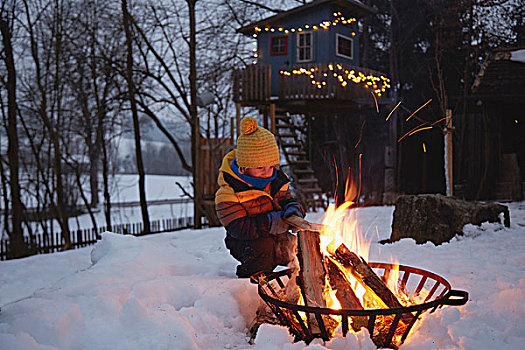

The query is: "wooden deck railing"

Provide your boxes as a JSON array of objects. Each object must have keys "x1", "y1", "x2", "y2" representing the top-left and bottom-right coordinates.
[
  {"x1": 279, "y1": 63, "x2": 387, "y2": 101},
  {"x1": 232, "y1": 64, "x2": 271, "y2": 103},
  {"x1": 233, "y1": 63, "x2": 390, "y2": 105}
]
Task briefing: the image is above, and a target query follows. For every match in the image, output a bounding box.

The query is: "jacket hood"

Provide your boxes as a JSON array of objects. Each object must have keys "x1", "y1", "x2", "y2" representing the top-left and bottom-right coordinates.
[{"x1": 219, "y1": 150, "x2": 246, "y2": 184}]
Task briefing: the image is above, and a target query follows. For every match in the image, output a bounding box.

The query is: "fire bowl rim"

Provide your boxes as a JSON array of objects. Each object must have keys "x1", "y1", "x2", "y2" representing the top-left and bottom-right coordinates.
[{"x1": 251, "y1": 262, "x2": 469, "y2": 317}]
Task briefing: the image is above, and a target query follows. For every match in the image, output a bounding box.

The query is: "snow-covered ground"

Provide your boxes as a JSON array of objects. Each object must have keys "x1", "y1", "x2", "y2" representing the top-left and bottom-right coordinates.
[{"x1": 1, "y1": 202, "x2": 524, "y2": 349}]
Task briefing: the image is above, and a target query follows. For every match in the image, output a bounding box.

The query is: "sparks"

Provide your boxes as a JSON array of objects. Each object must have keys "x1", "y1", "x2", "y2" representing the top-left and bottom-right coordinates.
[
  {"x1": 371, "y1": 91, "x2": 379, "y2": 113},
  {"x1": 405, "y1": 99, "x2": 432, "y2": 121},
  {"x1": 357, "y1": 154, "x2": 363, "y2": 204},
  {"x1": 431, "y1": 116, "x2": 452, "y2": 126},
  {"x1": 397, "y1": 122, "x2": 428, "y2": 142},
  {"x1": 354, "y1": 121, "x2": 366, "y2": 149},
  {"x1": 408, "y1": 126, "x2": 433, "y2": 136},
  {"x1": 422, "y1": 143, "x2": 427, "y2": 152},
  {"x1": 386, "y1": 101, "x2": 402, "y2": 121},
  {"x1": 333, "y1": 156, "x2": 340, "y2": 204}
]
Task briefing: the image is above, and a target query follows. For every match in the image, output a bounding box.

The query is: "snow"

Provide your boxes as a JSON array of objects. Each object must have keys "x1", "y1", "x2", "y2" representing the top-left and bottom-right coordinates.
[
  {"x1": 1, "y1": 202, "x2": 525, "y2": 349},
  {"x1": 510, "y1": 49, "x2": 525, "y2": 64}
]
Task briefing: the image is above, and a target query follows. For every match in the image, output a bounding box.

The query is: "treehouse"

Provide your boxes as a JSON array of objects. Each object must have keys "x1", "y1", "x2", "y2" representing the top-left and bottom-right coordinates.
[{"x1": 233, "y1": 0, "x2": 397, "y2": 208}]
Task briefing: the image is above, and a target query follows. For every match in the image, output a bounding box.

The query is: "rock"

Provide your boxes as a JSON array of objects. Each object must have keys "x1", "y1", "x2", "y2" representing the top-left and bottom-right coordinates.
[{"x1": 388, "y1": 194, "x2": 510, "y2": 245}]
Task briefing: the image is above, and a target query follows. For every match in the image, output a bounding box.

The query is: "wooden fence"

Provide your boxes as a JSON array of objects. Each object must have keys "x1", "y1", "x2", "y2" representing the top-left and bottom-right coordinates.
[{"x1": 0, "y1": 216, "x2": 199, "y2": 261}]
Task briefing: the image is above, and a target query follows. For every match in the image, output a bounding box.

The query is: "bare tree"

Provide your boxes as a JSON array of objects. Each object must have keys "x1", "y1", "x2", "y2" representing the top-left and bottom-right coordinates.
[
  {"x1": 122, "y1": 0, "x2": 150, "y2": 233},
  {"x1": 0, "y1": 6, "x2": 25, "y2": 257},
  {"x1": 17, "y1": 0, "x2": 74, "y2": 249}
]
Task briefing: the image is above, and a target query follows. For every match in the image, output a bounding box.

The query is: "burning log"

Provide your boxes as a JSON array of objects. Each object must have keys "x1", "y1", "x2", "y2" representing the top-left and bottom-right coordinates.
[
  {"x1": 325, "y1": 257, "x2": 363, "y2": 309},
  {"x1": 325, "y1": 256, "x2": 367, "y2": 331},
  {"x1": 327, "y1": 241, "x2": 413, "y2": 345},
  {"x1": 296, "y1": 230, "x2": 329, "y2": 336},
  {"x1": 327, "y1": 242, "x2": 406, "y2": 311}
]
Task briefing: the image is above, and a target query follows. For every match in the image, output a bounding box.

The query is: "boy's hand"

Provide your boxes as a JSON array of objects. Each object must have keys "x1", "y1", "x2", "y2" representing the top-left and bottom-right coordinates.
[
  {"x1": 267, "y1": 211, "x2": 290, "y2": 235},
  {"x1": 282, "y1": 203, "x2": 305, "y2": 219}
]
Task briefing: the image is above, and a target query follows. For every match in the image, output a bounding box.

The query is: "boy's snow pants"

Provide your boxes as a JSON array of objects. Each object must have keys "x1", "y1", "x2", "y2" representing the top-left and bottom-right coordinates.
[{"x1": 225, "y1": 232, "x2": 297, "y2": 278}]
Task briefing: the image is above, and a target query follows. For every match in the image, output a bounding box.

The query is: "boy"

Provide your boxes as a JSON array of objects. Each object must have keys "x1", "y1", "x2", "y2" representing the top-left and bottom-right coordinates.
[{"x1": 215, "y1": 116, "x2": 305, "y2": 278}]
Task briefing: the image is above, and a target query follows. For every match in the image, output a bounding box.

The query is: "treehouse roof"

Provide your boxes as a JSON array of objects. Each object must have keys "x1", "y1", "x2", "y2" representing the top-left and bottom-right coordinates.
[{"x1": 237, "y1": 0, "x2": 375, "y2": 36}]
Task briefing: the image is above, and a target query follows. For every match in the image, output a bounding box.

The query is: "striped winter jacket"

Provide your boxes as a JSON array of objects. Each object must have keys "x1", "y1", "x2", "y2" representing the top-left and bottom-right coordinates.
[{"x1": 215, "y1": 150, "x2": 305, "y2": 240}]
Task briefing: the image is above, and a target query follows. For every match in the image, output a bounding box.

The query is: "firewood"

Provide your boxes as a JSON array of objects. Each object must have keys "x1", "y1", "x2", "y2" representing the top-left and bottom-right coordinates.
[
  {"x1": 284, "y1": 215, "x2": 328, "y2": 233},
  {"x1": 325, "y1": 256, "x2": 368, "y2": 331},
  {"x1": 296, "y1": 230, "x2": 329, "y2": 336},
  {"x1": 325, "y1": 257, "x2": 363, "y2": 309},
  {"x1": 327, "y1": 242, "x2": 405, "y2": 311},
  {"x1": 284, "y1": 268, "x2": 302, "y2": 304}
]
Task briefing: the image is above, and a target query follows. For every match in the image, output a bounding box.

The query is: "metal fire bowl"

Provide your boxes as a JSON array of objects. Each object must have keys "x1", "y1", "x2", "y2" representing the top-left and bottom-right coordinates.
[{"x1": 250, "y1": 263, "x2": 468, "y2": 349}]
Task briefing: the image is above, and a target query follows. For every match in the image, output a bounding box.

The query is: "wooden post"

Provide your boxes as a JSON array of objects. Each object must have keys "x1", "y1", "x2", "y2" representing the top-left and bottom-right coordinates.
[
  {"x1": 263, "y1": 104, "x2": 268, "y2": 129},
  {"x1": 444, "y1": 109, "x2": 454, "y2": 196},
  {"x1": 270, "y1": 103, "x2": 276, "y2": 134},
  {"x1": 230, "y1": 117, "x2": 235, "y2": 145},
  {"x1": 235, "y1": 103, "x2": 241, "y2": 137}
]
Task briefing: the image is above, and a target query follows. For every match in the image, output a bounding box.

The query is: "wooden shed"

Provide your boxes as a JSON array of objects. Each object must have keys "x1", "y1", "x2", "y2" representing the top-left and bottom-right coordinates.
[{"x1": 455, "y1": 47, "x2": 525, "y2": 201}]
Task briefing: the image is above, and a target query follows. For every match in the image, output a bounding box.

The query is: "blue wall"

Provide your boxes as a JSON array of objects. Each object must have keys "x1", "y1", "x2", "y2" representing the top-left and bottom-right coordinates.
[{"x1": 254, "y1": 3, "x2": 361, "y2": 95}]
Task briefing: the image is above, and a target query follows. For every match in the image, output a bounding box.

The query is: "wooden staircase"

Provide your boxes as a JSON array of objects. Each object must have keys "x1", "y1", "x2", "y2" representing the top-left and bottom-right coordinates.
[{"x1": 273, "y1": 110, "x2": 326, "y2": 211}]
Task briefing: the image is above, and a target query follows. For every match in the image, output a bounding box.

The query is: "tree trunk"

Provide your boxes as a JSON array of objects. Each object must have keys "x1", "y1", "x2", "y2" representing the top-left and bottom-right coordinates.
[
  {"x1": 0, "y1": 160, "x2": 11, "y2": 241},
  {"x1": 89, "y1": 143, "x2": 100, "y2": 207},
  {"x1": 122, "y1": 0, "x2": 150, "y2": 233},
  {"x1": 101, "y1": 125, "x2": 112, "y2": 231},
  {"x1": 188, "y1": 0, "x2": 201, "y2": 229},
  {"x1": 52, "y1": 1, "x2": 71, "y2": 250},
  {"x1": 1, "y1": 18, "x2": 26, "y2": 258}
]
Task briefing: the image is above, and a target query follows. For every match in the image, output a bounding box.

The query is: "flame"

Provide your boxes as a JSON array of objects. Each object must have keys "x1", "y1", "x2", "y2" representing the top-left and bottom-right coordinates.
[
  {"x1": 292, "y1": 167, "x2": 431, "y2": 345},
  {"x1": 317, "y1": 170, "x2": 377, "y2": 313},
  {"x1": 319, "y1": 165, "x2": 371, "y2": 262},
  {"x1": 384, "y1": 258, "x2": 411, "y2": 306},
  {"x1": 385, "y1": 258, "x2": 400, "y2": 293},
  {"x1": 326, "y1": 289, "x2": 342, "y2": 310}
]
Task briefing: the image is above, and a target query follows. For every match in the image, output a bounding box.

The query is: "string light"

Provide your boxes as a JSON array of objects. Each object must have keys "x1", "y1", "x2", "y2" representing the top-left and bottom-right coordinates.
[
  {"x1": 279, "y1": 64, "x2": 391, "y2": 96},
  {"x1": 250, "y1": 12, "x2": 357, "y2": 63},
  {"x1": 253, "y1": 12, "x2": 356, "y2": 38}
]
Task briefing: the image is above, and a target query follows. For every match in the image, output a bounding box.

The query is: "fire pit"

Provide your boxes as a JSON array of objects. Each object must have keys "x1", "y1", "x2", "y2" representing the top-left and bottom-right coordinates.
[{"x1": 251, "y1": 262, "x2": 468, "y2": 349}]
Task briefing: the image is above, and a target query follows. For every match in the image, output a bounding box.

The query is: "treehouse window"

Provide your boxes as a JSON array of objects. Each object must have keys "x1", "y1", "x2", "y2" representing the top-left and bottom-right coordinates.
[
  {"x1": 336, "y1": 34, "x2": 353, "y2": 59},
  {"x1": 270, "y1": 36, "x2": 288, "y2": 56},
  {"x1": 297, "y1": 32, "x2": 313, "y2": 62}
]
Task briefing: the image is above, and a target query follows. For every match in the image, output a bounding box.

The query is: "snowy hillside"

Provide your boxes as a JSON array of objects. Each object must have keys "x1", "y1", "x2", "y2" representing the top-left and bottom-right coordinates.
[{"x1": 1, "y1": 203, "x2": 524, "y2": 349}]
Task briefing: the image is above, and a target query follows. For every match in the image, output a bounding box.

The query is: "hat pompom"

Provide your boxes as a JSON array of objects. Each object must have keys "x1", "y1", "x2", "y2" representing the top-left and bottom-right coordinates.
[{"x1": 240, "y1": 116, "x2": 258, "y2": 135}]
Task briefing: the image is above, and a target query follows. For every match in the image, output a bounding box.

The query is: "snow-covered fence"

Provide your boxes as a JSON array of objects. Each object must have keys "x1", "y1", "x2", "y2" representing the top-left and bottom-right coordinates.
[{"x1": 0, "y1": 216, "x2": 198, "y2": 260}]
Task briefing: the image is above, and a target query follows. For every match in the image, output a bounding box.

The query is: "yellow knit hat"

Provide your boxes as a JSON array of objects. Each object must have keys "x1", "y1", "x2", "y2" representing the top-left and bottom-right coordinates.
[{"x1": 236, "y1": 116, "x2": 280, "y2": 168}]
